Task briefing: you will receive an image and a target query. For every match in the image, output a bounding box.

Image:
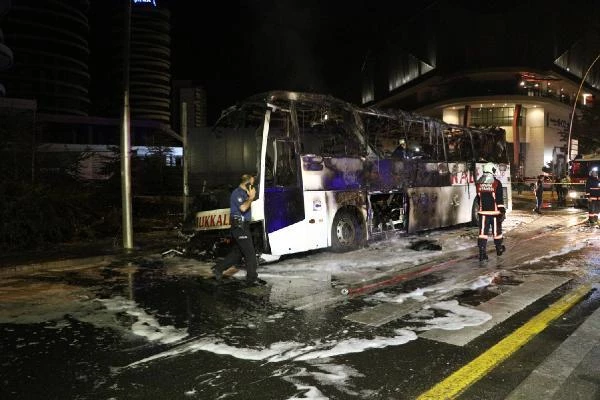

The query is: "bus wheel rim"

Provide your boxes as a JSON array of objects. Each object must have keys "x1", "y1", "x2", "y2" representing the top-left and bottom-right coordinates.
[{"x1": 336, "y1": 219, "x2": 355, "y2": 245}]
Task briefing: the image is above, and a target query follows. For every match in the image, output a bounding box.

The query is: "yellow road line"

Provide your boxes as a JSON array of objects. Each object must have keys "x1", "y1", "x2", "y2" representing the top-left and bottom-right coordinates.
[{"x1": 417, "y1": 284, "x2": 591, "y2": 400}]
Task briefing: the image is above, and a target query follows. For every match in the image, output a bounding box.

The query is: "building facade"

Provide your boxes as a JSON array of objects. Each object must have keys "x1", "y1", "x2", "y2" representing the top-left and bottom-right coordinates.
[
  {"x1": 0, "y1": 0, "x2": 91, "y2": 115},
  {"x1": 0, "y1": 0, "x2": 178, "y2": 181},
  {"x1": 0, "y1": 0, "x2": 13, "y2": 96},
  {"x1": 171, "y1": 80, "x2": 207, "y2": 133},
  {"x1": 90, "y1": 0, "x2": 171, "y2": 124},
  {"x1": 361, "y1": 1, "x2": 600, "y2": 179}
]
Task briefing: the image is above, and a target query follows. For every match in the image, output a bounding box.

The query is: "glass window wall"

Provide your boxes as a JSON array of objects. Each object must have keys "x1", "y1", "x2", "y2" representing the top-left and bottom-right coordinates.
[{"x1": 459, "y1": 106, "x2": 524, "y2": 127}]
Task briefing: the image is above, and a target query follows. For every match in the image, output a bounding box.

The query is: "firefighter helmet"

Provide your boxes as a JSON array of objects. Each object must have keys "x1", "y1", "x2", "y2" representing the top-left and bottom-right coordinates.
[{"x1": 483, "y1": 162, "x2": 496, "y2": 174}]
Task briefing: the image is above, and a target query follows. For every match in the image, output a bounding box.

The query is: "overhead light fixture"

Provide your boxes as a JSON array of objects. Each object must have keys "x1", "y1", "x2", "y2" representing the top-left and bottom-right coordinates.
[
  {"x1": 583, "y1": 93, "x2": 592, "y2": 105},
  {"x1": 520, "y1": 81, "x2": 525, "y2": 86}
]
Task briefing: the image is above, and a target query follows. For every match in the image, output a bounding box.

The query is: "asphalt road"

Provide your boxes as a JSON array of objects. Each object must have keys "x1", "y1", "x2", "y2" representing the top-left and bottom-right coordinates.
[{"x1": 1, "y1": 200, "x2": 599, "y2": 399}]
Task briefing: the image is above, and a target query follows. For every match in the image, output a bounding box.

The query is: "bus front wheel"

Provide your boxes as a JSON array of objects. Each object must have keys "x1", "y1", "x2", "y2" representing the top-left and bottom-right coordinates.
[{"x1": 331, "y1": 210, "x2": 364, "y2": 252}]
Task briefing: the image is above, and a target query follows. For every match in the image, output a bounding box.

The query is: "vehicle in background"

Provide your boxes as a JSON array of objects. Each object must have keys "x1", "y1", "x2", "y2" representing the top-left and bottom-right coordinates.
[
  {"x1": 183, "y1": 91, "x2": 512, "y2": 259},
  {"x1": 523, "y1": 174, "x2": 555, "y2": 191},
  {"x1": 567, "y1": 153, "x2": 600, "y2": 207}
]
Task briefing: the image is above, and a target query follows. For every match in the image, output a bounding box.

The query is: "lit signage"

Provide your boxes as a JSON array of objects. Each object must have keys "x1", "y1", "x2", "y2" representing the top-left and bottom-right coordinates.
[
  {"x1": 195, "y1": 208, "x2": 231, "y2": 231},
  {"x1": 133, "y1": 0, "x2": 157, "y2": 6}
]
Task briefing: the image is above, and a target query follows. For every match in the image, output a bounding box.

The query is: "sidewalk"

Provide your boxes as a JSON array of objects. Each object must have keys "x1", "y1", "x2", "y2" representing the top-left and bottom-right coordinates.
[
  {"x1": 506, "y1": 301, "x2": 600, "y2": 400},
  {"x1": 0, "y1": 229, "x2": 184, "y2": 276}
]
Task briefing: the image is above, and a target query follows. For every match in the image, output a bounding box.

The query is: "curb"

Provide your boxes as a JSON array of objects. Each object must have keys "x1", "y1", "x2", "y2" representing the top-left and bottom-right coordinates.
[{"x1": 0, "y1": 246, "x2": 172, "y2": 277}]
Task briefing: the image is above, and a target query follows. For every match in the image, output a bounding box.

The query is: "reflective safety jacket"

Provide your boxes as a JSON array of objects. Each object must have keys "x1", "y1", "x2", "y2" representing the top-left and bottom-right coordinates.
[
  {"x1": 476, "y1": 173, "x2": 505, "y2": 215},
  {"x1": 586, "y1": 176, "x2": 600, "y2": 200}
]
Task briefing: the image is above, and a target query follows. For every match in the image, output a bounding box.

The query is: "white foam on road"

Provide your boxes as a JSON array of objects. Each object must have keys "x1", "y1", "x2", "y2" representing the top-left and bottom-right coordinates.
[
  {"x1": 521, "y1": 240, "x2": 588, "y2": 265},
  {"x1": 364, "y1": 273, "x2": 495, "y2": 305},
  {"x1": 97, "y1": 296, "x2": 188, "y2": 344},
  {"x1": 408, "y1": 300, "x2": 492, "y2": 331},
  {"x1": 282, "y1": 362, "x2": 370, "y2": 399},
  {"x1": 120, "y1": 328, "x2": 417, "y2": 370}
]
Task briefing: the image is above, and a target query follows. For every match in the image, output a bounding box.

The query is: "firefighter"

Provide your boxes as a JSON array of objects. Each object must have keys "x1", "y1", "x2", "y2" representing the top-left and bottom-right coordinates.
[
  {"x1": 476, "y1": 162, "x2": 506, "y2": 261},
  {"x1": 585, "y1": 168, "x2": 600, "y2": 225}
]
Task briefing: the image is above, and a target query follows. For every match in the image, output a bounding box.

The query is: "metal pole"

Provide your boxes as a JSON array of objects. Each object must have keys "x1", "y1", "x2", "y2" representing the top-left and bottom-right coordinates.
[
  {"x1": 120, "y1": 0, "x2": 133, "y2": 250},
  {"x1": 567, "y1": 52, "x2": 600, "y2": 174},
  {"x1": 181, "y1": 101, "x2": 189, "y2": 219}
]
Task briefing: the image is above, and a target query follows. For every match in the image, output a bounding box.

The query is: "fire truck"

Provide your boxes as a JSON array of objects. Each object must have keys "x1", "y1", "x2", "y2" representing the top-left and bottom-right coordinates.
[{"x1": 567, "y1": 153, "x2": 600, "y2": 207}]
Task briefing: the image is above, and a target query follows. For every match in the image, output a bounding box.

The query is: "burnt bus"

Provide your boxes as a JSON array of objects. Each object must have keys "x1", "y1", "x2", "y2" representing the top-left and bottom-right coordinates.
[{"x1": 183, "y1": 91, "x2": 511, "y2": 261}]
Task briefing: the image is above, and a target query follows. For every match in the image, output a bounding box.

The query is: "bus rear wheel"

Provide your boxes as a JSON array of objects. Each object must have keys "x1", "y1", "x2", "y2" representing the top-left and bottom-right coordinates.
[
  {"x1": 331, "y1": 210, "x2": 364, "y2": 252},
  {"x1": 471, "y1": 198, "x2": 479, "y2": 227}
]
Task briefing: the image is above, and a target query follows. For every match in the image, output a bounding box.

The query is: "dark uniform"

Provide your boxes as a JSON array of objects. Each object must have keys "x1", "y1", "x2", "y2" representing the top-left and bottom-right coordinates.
[
  {"x1": 585, "y1": 170, "x2": 600, "y2": 224},
  {"x1": 212, "y1": 178, "x2": 262, "y2": 284},
  {"x1": 534, "y1": 176, "x2": 544, "y2": 214},
  {"x1": 476, "y1": 164, "x2": 506, "y2": 261}
]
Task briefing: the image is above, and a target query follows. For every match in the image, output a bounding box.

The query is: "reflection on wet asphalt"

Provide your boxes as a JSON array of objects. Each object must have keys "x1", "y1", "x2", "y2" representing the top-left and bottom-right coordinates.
[
  {"x1": 2, "y1": 259, "x2": 415, "y2": 399},
  {"x1": 2, "y1": 215, "x2": 599, "y2": 399}
]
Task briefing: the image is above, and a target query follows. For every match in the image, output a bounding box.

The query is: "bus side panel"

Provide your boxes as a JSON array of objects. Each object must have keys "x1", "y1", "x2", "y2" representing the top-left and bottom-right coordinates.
[
  {"x1": 266, "y1": 191, "x2": 329, "y2": 256},
  {"x1": 301, "y1": 156, "x2": 364, "y2": 190},
  {"x1": 407, "y1": 185, "x2": 475, "y2": 233},
  {"x1": 264, "y1": 187, "x2": 305, "y2": 234}
]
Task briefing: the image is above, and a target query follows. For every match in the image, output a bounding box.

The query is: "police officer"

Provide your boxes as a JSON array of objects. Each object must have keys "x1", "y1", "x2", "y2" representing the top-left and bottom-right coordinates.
[
  {"x1": 212, "y1": 174, "x2": 266, "y2": 286},
  {"x1": 585, "y1": 169, "x2": 600, "y2": 225},
  {"x1": 476, "y1": 162, "x2": 506, "y2": 262}
]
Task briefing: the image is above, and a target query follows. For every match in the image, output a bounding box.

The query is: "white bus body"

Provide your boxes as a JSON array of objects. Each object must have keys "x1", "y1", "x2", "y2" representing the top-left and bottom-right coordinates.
[{"x1": 184, "y1": 91, "x2": 512, "y2": 258}]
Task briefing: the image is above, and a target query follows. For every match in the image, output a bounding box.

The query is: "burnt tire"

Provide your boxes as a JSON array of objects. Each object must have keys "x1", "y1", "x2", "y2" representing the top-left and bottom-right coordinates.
[
  {"x1": 471, "y1": 198, "x2": 479, "y2": 227},
  {"x1": 331, "y1": 209, "x2": 364, "y2": 252}
]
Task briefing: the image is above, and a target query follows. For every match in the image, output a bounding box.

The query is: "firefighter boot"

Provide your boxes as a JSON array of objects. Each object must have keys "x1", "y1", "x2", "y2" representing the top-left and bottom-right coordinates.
[
  {"x1": 478, "y1": 239, "x2": 488, "y2": 262},
  {"x1": 494, "y1": 239, "x2": 506, "y2": 256}
]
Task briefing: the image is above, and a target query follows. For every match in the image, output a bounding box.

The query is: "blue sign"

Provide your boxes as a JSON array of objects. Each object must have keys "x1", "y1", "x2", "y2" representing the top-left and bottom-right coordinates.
[{"x1": 133, "y1": 0, "x2": 157, "y2": 6}]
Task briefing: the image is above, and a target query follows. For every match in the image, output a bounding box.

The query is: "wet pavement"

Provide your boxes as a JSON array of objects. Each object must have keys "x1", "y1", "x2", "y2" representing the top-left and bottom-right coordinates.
[{"x1": 1, "y1": 194, "x2": 599, "y2": 399}]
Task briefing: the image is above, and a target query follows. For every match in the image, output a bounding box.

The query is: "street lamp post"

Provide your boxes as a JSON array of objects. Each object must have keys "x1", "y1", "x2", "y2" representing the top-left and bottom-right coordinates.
[{"x1": 120, "y1": 0, "x2": 133, "y2": 250}]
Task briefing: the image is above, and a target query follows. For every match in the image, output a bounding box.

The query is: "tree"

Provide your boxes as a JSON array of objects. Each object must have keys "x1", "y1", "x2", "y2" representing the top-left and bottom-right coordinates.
[{"x1": 571, "y1": 105, "x2": 600, "y2": 154}]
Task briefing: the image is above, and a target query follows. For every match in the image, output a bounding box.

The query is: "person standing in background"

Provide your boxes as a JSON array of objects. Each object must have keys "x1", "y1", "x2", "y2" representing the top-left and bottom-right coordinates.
[
  {"x1": 585, "y1": 169, "x2": 600, "y2": 225},
  {"x1": 533, "y1": 175, "x2": 544, "y2": 214},
  {"x1": 555, "y1": 176, "x2": 564, "y2": 206}
]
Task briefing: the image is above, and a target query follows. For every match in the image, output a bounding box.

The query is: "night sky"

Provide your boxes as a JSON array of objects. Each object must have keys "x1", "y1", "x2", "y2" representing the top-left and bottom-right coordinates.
[{"x1": 163, "y1": 0, "x2": 436, "y2": 123}]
